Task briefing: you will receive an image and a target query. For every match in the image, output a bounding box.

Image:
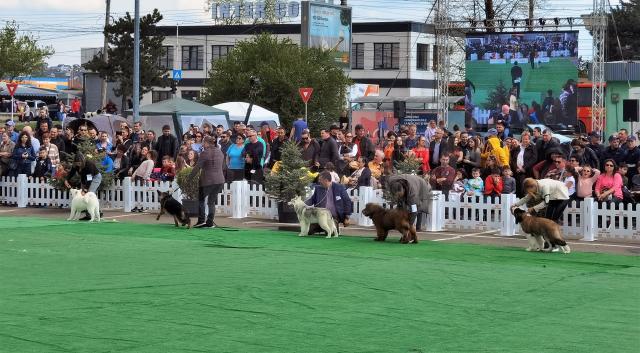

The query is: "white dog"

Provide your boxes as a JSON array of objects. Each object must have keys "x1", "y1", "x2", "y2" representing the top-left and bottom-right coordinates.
[
  {"x1": 287, "y1": 196, "x2": 338, "y2": 238},
  {"x1": 67, "y1": 189, "x2": 101, "y2": 222}
]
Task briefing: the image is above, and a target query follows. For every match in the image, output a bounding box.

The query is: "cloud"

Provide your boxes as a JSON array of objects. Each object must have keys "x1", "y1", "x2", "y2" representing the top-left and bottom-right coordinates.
[{"x1": 4, "y1": 0, "x2": 103, "y2": 12}]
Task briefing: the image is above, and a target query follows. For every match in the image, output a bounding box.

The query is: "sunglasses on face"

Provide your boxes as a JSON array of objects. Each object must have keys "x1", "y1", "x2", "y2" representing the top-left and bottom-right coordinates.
[{"x1": 605, "y1": 164, "x2": 614, "y2": 167}]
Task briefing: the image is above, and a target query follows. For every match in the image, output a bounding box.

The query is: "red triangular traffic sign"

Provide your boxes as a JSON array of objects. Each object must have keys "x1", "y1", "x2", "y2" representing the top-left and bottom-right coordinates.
[
  {"x1": 6, "y1": 82, "x2": 18, "y2": 97},
  {"x1": 298, "y1": 87, "x2": 313, "y2": 104}
]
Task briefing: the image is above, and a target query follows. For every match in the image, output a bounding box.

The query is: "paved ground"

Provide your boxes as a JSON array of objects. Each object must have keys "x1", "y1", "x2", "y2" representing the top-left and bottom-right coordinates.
[{"x1": 2, "y1": 205, "x2": 639, "y2": 256}]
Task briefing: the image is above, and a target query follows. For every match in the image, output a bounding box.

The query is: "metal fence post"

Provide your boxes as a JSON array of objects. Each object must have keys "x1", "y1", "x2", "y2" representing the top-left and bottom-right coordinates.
[
  {"x1": 16, "y1": 174, "x2": 27, "y2": 208},
  {"x1": 426, "y1": 191, "x2": 443, "y2": 232},
  {"x1": 357, "y1": 186, "x2": 374, "y2": 227},
  {"x1": 500, "y1": 193, "x2": 517, "y2": 236},
  {"x1": 123, "y1": 177, "x2": 132, "y2": 212},
  {"x1": 581, "y1": 197, "x2": 596, "y2": 241},
  {"x1": 231, "y1": 180, "x2": 247, "y2": 219}
]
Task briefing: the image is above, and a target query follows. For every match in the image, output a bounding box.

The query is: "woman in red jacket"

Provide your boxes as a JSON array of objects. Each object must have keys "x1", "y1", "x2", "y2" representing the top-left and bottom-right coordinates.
[{"x1": 411, "y1": 136, "x2": 430, "y2": 175}]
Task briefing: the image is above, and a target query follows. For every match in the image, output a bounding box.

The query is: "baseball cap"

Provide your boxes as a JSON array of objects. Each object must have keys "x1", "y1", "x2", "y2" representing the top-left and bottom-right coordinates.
[
  {"x1": 260, "y1": 121, "x2": 269, "y2": 127},
  {"x1": 355, "y1": 124, "x2": 364, "y2": 130},
  {"x1": 487, "y1": 128, "x2": 498, "y2": 136},
  {"x1": 329, "y1": 123, "x2": 340, "y2": 130},
  {"x1": 5, "y1": 120, "x2": 15, "y2": 126},
  {"x1": 628, "y1": 135, "x2": 637, "y2": 142},
  {"x1": 588, "y1": 131, "x2": 601, "y2": 138},
  {"x1": 608, "y1": 135, "x2": 619, "y2": 142}
]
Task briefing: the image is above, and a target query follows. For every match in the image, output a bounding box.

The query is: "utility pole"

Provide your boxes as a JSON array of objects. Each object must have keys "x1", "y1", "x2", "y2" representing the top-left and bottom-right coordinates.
[
  {"x1": 133, "y1": 0, "x2": 140, "y2": 122},
  {"x1": 528, "y1": 0, "x2": 534, "y2": 31},
  {"x1": 100, "y1": 0, "x2": 110, "y2": 111}
]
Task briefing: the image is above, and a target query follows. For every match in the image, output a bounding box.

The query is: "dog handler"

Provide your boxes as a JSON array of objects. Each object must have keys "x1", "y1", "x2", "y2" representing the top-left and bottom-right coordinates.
[
  {"x1": 191, "y1": 136, "x2": 225, "y2": 228},
  {"x1": 386, "y1": 174, "x2": 432, "y2": 231},
  {"x1": 64, "y1": 154, "x2": 102, "y2": 193},
  {"x1": 306, "y1": 171, "x2": 353, "y2": 234},
  {"x1": 511, "y1": 178, "x2": 570, "y2": 223}
]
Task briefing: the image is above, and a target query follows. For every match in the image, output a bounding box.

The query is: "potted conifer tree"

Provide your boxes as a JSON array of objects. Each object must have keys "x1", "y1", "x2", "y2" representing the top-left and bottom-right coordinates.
[
  {"x1": 176, "y1": 166, "x2": 200, "y2": 217},
  {"x1": 264, "y1": 141, "x2": 314, "y2": 223}
]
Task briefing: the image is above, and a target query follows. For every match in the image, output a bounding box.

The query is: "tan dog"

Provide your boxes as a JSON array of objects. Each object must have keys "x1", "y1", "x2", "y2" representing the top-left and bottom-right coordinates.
[
  {"x1": 513, "y1": 208, "x2": 570, "y2": 253},
  {"x1": 362, "y1": 203, "x2": 418, "y2": 244}
]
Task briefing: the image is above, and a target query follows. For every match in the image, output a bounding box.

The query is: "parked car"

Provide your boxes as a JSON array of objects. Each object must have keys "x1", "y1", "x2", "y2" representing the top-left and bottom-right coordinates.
[{"x1": 25, "y1": 100, "x2": 48, "y2": 120}]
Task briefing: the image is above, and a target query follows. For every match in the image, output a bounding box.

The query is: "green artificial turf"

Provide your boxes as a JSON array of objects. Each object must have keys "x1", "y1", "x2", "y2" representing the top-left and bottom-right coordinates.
[
  {"x1": 1, "y1": 217, "x2": 639, "y2": 353},
  {"x1": 466, "y1": 57, "x2": 578, "y2": 109}
]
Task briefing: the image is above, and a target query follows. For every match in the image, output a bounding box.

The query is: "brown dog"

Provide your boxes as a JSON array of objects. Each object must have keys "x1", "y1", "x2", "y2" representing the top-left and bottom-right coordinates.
[
  {"x1": 362, "y1": 203, "x2": 418, "y2": 244},
  {"x1": 513, "y1": 208, "x2": 570, "y2": 253}
]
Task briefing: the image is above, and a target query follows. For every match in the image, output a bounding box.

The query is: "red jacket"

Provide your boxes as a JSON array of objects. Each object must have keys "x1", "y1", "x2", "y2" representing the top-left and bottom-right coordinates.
[
  {"x1": 484, "y1": 174, "x2": 503, "y2": 196},
  {"x1": 71, "y1": 99, "x2": 81, "y2": 113}
]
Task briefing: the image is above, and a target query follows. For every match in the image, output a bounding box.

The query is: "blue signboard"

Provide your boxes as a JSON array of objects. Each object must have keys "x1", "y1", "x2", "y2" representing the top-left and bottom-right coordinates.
[{"x1": 172, "y1": 69, "x2": 182, "y2": 81}]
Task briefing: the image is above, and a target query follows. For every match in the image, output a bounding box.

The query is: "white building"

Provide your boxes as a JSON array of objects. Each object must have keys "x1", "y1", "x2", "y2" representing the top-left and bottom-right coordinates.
[{"x1": 143, "y1": 21, "x2": 439, "y2": 104}]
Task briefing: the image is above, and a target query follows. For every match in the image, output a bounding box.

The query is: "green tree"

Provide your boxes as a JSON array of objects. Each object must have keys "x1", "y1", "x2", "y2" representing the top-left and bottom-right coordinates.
[
  {"x1": 0, "y1": 22, "x2": 54, "y2": 80},
  {"x1": 482, "y1": 79, "x2": 509, "y2": 110},
  {"x1": 84, "y1": 9, "x2": 168, "y2": 111},
  {"x1": 606, "y1": 0, "x2": 640, "y2": 61},
  {"x1": 200, "y1": 33, "x2": 352, "y2": 133}
]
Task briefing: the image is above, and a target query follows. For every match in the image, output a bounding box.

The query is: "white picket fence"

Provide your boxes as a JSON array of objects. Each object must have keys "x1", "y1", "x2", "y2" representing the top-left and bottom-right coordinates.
[{"x1": 1, "y1": 175, "x2": 639, "y2": 242}]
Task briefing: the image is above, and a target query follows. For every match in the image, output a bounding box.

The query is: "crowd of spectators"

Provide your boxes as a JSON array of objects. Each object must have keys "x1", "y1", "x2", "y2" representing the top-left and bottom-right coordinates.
[{"x1": 0, "y1": 106, "x2": 639, "y2": 207}]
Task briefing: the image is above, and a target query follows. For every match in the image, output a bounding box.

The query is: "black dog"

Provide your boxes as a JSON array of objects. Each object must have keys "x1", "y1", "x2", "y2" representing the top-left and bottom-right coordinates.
[{"x1": 156, "y1": 190, "x2": 191, "y2": 228}]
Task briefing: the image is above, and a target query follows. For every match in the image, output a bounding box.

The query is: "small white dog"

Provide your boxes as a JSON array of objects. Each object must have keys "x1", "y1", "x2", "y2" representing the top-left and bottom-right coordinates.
[
  {"x1": 288, "y1": 196, "x2": 338, "y2": 238},
  {"x1": 68, "y1": 189, "x2": 101, "y2": 222}
]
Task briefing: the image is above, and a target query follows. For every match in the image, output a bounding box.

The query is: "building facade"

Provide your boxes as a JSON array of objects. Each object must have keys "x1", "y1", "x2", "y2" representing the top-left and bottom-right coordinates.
[{"x1": 141, "y1": 21, "x2": 438, "y2": 105}]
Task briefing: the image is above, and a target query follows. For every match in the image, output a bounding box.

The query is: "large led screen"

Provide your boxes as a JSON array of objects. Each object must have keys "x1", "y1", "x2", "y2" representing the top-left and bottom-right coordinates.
[{"x1": 464, "y1": 31, "x2": 579, "y2": 129}]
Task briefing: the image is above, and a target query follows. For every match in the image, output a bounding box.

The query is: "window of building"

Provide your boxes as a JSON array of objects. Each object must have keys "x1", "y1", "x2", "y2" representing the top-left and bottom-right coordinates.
[
  {"x1": 211, "y1": 45, "x2": 234, "y2": 63},
  {"x1": 152, "y1": 90, "x2": 172, "y2": 103},
  {"x1": 374, "y1": 43, "x2": 399, "y2": 69},
  {"x1": 181, "y1": 90, "x2": 200, "y2": 102},
  {"x1": 417, "y1": 44, "x2": 429, "y2": 71},
  {"x1": 158, "y1": 46, "x2": 174, "y2": 70},
  {"x1": 351, "y1": 43, "x2": 364, "y2": 70},
  {"x1": 182, "y1": 46, "x2": 203, "y2": 70},
  {"x1": 432, "y1": 45, "x2": 439, "y2": 70}
]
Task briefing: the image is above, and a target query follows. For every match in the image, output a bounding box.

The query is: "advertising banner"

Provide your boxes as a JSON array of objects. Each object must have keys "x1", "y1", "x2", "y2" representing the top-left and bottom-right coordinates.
[
  {"x1": 301, "y1": 1, "x2": 352, "y2": 69},
  {"x1": 464, "y1": 31, "x2": 579, "y2": 129}
]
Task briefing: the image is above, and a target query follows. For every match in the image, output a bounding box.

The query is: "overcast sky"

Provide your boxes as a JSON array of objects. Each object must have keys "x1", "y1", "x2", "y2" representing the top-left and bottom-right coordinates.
[{"x1": 0, "y1": 0, "x2": 616, "y2": 66}]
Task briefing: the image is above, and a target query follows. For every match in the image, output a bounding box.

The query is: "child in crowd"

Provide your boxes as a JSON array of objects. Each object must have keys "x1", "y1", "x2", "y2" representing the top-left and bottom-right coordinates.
[
  {"x1": 501, "y1": 168, "x2": 516, "y2": 194},
  {"x1": 451, "y1": 169, "x2": 466, "y2": 197},
  {"x1": 32, "y1": 147, "x2": 52, "y2": 180},
  {"x1": 563, "y1": 166, "x2": 576, "y2": 197},
  {"x1": 483, "y1": 167, "x2": 503, "y2": 198},
  {"x1": 161, "y1": 156, "x2": 176, "y2": 182},
  {"x1": 464, "y1": 168, "x2": 484, "y2": 197},
  {"x1": 576, "y1": 166, "x2": 600, "y2": 200}
]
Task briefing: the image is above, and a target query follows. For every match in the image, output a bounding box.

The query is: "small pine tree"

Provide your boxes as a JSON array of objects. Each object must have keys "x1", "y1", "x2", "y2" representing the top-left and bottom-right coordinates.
[
  {"x1": 264, "y1": 141, "x2": 312, "y2": 202},
  {"x1": 482, "y1": 79, "x2": 509, "y2": 110},
  {"x1": 395, "y1": 156, "x2": 422, "y2": 175}
]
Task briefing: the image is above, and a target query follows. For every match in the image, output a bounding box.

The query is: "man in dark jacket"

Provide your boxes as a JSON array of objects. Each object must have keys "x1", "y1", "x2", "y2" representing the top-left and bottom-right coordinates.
[
  {"x1": 243, "y1": 129, "x2": 265, "y2": 183},
  {"x1": 510, "y1": 133, "x2": 537, "y2": 196},
  {"x1": 306, "y1": 171, "x2": 353, "y2": 234},
  {"x1": 318, "y1": 129, "x2": 339, "y2": 169},
  {"x1": 191, "y1": 136, "x2": 225, "y2": 228},
  {"x1": 429, "y1": 128, "x2": 450, "y2": 170},
  {"x1": 269, "y1": 127, "x2": 288, "y2": 167},
  {"x1": 154, "y1": 125, "x2": 178, "y2": 166},
  {"x1": 354, "y1": 124, "x2": 375, "y2": 163},
  {"x1": 601, "y1": 136, "x2": 627, "y2": 167},
  {"x1": 535, "y1": 129, "x2": 560, "y2": 164}
]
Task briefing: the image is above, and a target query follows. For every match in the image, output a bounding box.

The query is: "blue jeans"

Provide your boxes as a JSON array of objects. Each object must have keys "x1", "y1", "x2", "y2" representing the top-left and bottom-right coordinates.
[{"x1": 88, "y1": 173, "x2": 102, "y2": 193}]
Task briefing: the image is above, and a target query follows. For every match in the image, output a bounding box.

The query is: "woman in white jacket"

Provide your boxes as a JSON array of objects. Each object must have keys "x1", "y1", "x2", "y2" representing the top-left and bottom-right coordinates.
[{"x1": 511, "y1": 178, "x2": 570, "y2": 223}]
